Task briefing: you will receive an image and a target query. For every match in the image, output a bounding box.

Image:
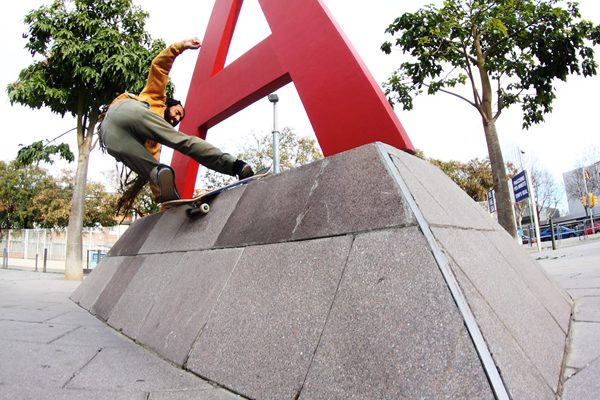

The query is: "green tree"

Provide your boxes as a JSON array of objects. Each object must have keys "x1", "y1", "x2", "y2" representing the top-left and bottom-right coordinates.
[
  {"x1": 0, "y1": 161, "x2": 50, "y2": 230},
  {"x1": 33, "y1": 170, "x2": 119, "y2": 229},
  {"x1": 381, "y1": 0, "x2": 600, "y2": 237},
  {"x1": 198, "y1": 128, "x2": 323, "y2": 191},
  {"x1": 0, "y1": 163, "x2": 118, "y2": 231},
  {"x1": 430, "y1": 158, "x2": 494, "y2": 201},
  {"x1": 424, "y1": 155, "x2": 517, "y2": 202},
  {"x1": 7, "y1": 0, "x2": 164, "y2": 280}
]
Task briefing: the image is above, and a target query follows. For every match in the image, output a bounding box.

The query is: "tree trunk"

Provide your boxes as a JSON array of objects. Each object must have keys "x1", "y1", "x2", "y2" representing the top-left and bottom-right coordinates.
[
  {"x1": 483, "y1": 120, "x2": 517, "y2": 237},
  {"x1": 64, "y1": 114, "x2": 95, "y2": 281}
]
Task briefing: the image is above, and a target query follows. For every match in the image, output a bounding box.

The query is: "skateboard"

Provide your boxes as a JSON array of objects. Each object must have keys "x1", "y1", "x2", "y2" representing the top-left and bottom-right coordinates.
[{"x1": 161, "y1": 166, "x2": 272, "y2": 217}]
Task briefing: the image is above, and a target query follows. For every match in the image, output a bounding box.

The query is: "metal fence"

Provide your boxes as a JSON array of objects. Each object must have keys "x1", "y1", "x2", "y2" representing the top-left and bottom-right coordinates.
[{"x1": 0, "y1": 226, "x2": 127, "y2": 272}]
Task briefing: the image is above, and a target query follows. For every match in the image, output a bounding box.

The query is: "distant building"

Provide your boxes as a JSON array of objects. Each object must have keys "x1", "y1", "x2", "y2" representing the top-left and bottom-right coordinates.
[{"x1": 562, "y1": 161, "x2": 600, "y2": 218}]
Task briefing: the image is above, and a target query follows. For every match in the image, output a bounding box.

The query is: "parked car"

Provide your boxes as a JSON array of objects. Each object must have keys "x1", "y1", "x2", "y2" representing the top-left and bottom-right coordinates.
[
  {"x1": 584, "y1": 221, "x2": 599, "y2": 235},
  {"x1": 539, "y1": 226, "x2": 578, "y2": 241},
  {"x1": 521, "y1": 234, "x2": 536, "y2": 244}
]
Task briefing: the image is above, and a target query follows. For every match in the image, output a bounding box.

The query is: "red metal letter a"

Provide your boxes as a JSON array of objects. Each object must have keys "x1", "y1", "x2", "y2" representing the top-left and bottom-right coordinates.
[{"x1": 172, "y1": 0, "x2": 415, "y2": 197}]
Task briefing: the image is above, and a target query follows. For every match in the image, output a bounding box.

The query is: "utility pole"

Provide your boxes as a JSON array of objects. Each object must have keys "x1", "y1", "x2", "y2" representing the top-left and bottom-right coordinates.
[
  {"x1": 268, "y1": 94, "x2": 280, "y2": 174},
  {"x1": 582, "y1": 168, "x2": 594, "y2": 235}
]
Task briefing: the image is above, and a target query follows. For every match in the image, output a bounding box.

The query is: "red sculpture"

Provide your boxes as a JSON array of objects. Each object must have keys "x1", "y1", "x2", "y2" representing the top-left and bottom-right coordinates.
[{"x1": 172, "y1": 0, "x2": 415, "y2": 197}]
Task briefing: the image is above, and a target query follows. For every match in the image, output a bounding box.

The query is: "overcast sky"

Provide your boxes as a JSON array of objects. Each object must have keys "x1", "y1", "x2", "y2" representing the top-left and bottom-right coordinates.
[{"x1": 1, "y1": 0, "x2": 599, "y2": 207}]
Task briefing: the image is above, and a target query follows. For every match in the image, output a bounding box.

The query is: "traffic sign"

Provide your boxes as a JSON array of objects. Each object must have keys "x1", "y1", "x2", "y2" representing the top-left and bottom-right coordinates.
[
  {"x1": 512, "y1": 171, "x2": 530, "y2": 203},
  {"x1": 487, "y1": 189, "x2": 496, "y2": 213}
]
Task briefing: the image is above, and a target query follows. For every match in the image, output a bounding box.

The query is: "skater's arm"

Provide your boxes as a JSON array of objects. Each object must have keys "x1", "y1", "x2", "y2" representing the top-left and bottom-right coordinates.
[{"x1": 139, "y1": 38, "x2": 202, "y2": 111}]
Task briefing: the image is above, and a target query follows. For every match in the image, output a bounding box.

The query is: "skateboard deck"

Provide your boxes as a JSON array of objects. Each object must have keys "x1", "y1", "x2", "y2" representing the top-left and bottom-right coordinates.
[{"x1": 161, "y1": 166, "x2": 272, "y2": 216}]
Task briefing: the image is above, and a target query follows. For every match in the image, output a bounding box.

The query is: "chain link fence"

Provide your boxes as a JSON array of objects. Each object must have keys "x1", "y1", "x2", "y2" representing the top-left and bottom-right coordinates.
[{"x1": 0, "y1": 226, "x2": 127, "y2": 273}]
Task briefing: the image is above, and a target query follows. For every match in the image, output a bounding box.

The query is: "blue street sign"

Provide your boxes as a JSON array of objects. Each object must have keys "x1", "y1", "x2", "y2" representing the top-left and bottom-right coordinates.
[
  {"x1": 487, "y1": 189, "x2": 496, "y2": 213},
  {"x1": 512, "y1": 170, "x2": 530, "y2": 203}
]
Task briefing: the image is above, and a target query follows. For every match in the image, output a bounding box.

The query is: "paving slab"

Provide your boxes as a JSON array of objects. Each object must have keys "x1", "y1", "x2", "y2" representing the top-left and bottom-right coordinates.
[
  {"x1": 1, "y1": 270, "x2": 248, "y2": 399},
  {"x1": 0, "y1": 305, "x2": 71, "y2": 323},
  {"x1": 66, "y1": 346, "x2": 211, "y2": 392},
  {"x1": 148, "y1": 389, "x2": 245, "y2": 399},
  {"x1": 0, "y1": 339, "x2": 100, "y2": 388},
  {"x1": 566, "y1": 289, "x2": 600, "y2": 300},
  {"x1": 44, "y1": 308, "x2": 106, "y2": 327},
  {"x1": 574, "y1": 296, "x2": 600, "y2": 322},
  {"x1": 0, "y1": 385, "x2": 147, "y2": 400},
  {"x1": 51, "y1": 325, "x2": 134, "y2": 348},
  {"x1": 562, "y1": 357, "x2": 600, "y2": 400},
  {"x1": 0, "y1": 319, "x2": 79, "y2": 344},
  {"x1": 188, "y1": 236, "x2": 353, "y2": 400},
  {"x1": 564, "y1": 321, "x2": 600, "y2": 369},
  {"x1": 300, "y1": 227, "x2": 494, "y2": 400}
]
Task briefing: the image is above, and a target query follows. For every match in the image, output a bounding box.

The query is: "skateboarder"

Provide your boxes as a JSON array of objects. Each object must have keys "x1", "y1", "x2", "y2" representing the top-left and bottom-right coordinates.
[{"x1": 99, "y1": 37, "x2": 254, "y2": 203}]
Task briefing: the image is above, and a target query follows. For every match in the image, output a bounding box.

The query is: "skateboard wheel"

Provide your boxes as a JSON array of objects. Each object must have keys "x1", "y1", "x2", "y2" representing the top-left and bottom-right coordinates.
[
  {"x1": 199, "y1": 203, "x2": 210, "y2": 214},
  {"x1": 186, "y1": 203, "x2": 210, "y2": 217}
]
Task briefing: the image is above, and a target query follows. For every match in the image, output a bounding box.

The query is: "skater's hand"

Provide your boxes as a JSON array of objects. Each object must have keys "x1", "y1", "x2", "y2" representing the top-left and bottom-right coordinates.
[{"x1": 182, "y1": 37, "x2": 202, "y2": 50}]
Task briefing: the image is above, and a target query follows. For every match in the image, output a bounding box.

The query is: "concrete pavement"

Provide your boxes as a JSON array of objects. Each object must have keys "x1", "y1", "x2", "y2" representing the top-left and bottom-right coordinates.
[
  {"x1": 0, "y1": 235, "x2": 598, "y2": 399},
  {"x1": 530, "y1": 235, "x2": 600, "y2": 400},
  {"x1": 0, "y1": 269, "x2": 244, "y2": 399}
]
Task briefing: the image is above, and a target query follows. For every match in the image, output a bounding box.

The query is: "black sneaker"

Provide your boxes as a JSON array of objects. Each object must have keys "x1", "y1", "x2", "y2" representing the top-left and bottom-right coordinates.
[
  {"x1": 233, "y1": 160, "x2": 254, "y2": 180},
  {"x1": 238, "y1": 164, "x2": 254, "y2": 180},
  {"x1": 154, "y1": 165, "x2": 180, "y2": 202}
]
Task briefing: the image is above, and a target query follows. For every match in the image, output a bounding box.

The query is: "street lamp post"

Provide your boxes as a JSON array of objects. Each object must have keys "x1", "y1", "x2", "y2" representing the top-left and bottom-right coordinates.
[{"x1": 268, "y1": 94, "x2": 280, "y2": 174}]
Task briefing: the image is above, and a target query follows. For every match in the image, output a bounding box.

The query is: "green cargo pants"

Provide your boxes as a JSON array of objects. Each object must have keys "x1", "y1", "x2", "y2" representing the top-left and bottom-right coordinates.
[{"x1": 99, "y1": 99, "x2": 237, "y2": 182}]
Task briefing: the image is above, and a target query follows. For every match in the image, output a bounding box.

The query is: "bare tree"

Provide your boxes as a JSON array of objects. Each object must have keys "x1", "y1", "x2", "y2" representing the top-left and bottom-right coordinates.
[
  {"x1": 564, "y1": 146, "x2": 600, "y2": 201},
  {"x1": 515, "y1": 156, "x2": 561, "y2": 225},
  {"x1": 529, "y1": 165, "x2": 561, "y2": 221}
]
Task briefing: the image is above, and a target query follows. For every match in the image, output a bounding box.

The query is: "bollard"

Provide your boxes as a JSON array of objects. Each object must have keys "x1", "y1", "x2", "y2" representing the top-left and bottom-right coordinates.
[
  {"x1": 3, "y1": 248, "x2": 7, "y2": 269},
  {"x1": 43, "y1": 248, "x2": 48, "y2": 273},
  {"x1": 35, "y1": 254, "x2": 39, "y2": 272},
  {"x1": 549, "y1": 218, "x2": 556, "y2": 251}
]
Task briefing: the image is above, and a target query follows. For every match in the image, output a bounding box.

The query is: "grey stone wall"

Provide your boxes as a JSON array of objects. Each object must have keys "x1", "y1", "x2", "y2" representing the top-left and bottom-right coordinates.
[{"x1": 72, "y1": 142, "x2": 571, "y2": 400}]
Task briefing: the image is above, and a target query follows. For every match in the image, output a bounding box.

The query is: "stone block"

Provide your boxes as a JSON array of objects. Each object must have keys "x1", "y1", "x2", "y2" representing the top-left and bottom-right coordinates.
[
  {"x1": 137, "y1": 248, "x2": 243, "y2": 365},
  {"x1": 91, "y1": 256, "x2": 145, "y2": 321},
  {"x1": 187, "y1": 236, "x2": 353, "y2": 400},
  {"x1": 72, "y1": 256, "x2": 128, "y2": 311},
  {"x1": 451, "y1": 266, "x2": 556, "y2": 400},
  {"x1": 300, "y1": 228, "x2": 493, "y2": 400},
  {"x1": 108, "y1": 212, "x2": 163, "y2": 256},
  {"x1": 107, "y1": 253, "x2": 184, "y2": 340},
  {"x1": 433, "y1": 226, "x2": 566, "y2": 392},
  {"x1": 290, "y1": 144, "x2": 415, "y2": 240},
  {"x1": 488, "y1": 230, "x2": 572, "y2": 332},
  {"x1": 215, "y1": 162, "x2": 322, "y2": 247},
  {"x1": 217, "y1": 144, "x2": 415, "y2": 248},
  {"x1": 387, "y1": 146, "x2": 500, "y2": 231},
  {"x1": 141, "y1": 187, "x2": 247, "y2": 254}
]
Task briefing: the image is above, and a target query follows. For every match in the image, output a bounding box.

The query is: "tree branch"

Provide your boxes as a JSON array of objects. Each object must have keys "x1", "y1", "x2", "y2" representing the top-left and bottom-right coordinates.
[{"x1": 422, "y1": 82, "x2": 477, "y2": 108}]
